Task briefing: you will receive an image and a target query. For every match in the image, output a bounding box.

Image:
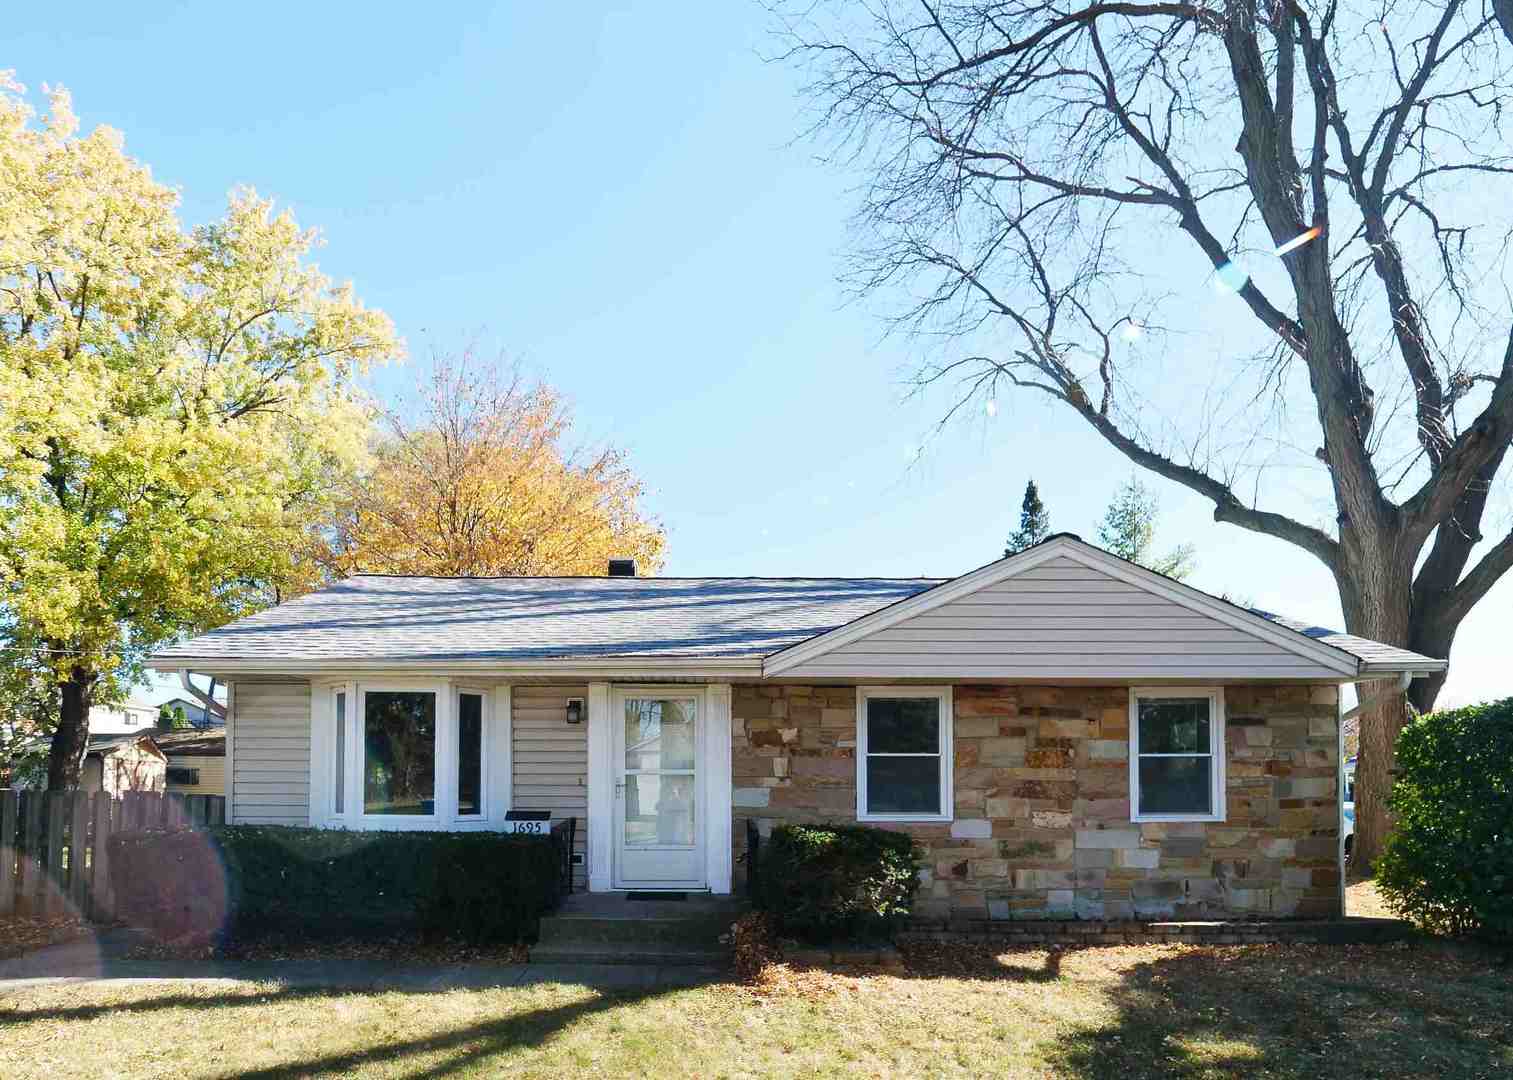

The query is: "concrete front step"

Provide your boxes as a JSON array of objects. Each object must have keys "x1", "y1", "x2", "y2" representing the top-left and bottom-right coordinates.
[
  {"x1": 534, "y1": 892, "x2": 748, "y2": 961},
  {"x1": 528, "y1": 943, "x2": 731, "y2": 967},
  {"x1": 536, "y1": 914, "x2": 738, "y2": 948}
]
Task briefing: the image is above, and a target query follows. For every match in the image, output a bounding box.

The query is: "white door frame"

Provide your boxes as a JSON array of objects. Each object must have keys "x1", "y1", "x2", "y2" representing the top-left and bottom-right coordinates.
[{"x1": 586, "y1": 681, "x2": 731, "y2": 894}]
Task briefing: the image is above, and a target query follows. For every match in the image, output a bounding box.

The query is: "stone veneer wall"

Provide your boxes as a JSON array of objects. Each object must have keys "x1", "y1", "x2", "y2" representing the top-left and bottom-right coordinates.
[{"x1": 732, "y1": 683, "x2": 1341, "y2": 923}]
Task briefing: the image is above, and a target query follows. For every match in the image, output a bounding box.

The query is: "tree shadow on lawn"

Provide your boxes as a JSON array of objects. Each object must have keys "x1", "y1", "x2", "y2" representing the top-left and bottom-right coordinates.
[
  {"x1": 226, "y1": 985, "x2": 678, "y2": 1080},
  {"x1": 890, "y1": 939, "x2": 1066, "y2": 984},
  {"x1": 1044, "y1": 942, "x2": 1513, "y2": 1080},
  {"x1": 4, "y1": 978, "x2": 712, "y2": 1080}
]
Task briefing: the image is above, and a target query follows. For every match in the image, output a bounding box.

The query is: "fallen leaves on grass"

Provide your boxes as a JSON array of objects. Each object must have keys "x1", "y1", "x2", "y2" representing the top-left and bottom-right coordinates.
[
  {"x1": 123, "y1": 932, "x2": 528, "y2": 964},
  {"x1": 0, "y1": 915, "x2": 93, "y2": 960}
]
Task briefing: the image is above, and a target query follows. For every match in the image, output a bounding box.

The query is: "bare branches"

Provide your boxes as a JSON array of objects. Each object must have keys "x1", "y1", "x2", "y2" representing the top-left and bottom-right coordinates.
[{"x1": 781, "y1": 0, "x2": 1513, "y2": 656}]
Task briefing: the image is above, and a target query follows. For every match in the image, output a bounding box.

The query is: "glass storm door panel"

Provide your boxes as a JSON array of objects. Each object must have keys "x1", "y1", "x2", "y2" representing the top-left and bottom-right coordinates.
[{"x1": 614, "y1": 694, "x2": 704, "y2": 888}]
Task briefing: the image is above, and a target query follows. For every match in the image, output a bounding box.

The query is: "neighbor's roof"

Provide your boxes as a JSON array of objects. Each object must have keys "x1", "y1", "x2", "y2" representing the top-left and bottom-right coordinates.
[
  {"x1": 152, "y1": 728, "x2": 226, "y2": 757},
  {"x1": 85, "y1": 732, "x2": 163, "y2": 757},
  {"x1": 151, "y1": 574, "x2": 943, "y2": 665}
]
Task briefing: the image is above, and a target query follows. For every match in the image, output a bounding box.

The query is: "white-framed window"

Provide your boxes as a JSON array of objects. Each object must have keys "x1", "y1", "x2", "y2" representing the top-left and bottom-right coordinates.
[
  {"x1": 455, "y1": 687, "x2": 486, "y2": 818},
  {"x1": 316, "y1": 680, "x2": 503, "y2": 829},
  {"x1": 856, "y1": 686, "x2": 953, "y2": 822},
  {"x1": 1128, "y1": 687, "x2": 1226, "y2": 822}
]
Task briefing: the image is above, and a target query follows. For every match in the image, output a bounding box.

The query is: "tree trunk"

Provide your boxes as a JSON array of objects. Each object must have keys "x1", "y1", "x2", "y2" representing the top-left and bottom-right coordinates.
[
  {"x1": 1336, "y1": 551, "x2": 1415, "y2": 872},
  {"x1": 1351, "y1": 690, "x2": 1410, "y2": 871},
  {"x1": 46, "y1": 669, "x2": 93, "y2": 790}
]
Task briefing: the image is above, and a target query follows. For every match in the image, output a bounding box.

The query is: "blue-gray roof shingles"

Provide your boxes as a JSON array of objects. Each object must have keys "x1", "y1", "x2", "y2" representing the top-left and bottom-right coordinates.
[
  {"x1": 1246, "y1": 609, "x2": 1442, "y2": 670},
  {"x1": 154, "y1": 575, "x2": 945, "y2": 664}
]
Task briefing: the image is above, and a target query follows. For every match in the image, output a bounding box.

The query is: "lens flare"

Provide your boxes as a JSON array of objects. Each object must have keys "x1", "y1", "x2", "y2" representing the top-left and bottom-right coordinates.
[
  {"x1": 1273, "y1": 225, "x2": 1323, "y2": 257},
  {"x1": 1215, "y1": 261, "x2": 1251, "y2": 292}
]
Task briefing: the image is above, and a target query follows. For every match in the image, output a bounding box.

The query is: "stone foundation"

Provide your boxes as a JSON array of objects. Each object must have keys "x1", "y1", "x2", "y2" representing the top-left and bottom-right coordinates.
[{"x1": 732, "y1": 683, "x2": 1342, "y2": 922}]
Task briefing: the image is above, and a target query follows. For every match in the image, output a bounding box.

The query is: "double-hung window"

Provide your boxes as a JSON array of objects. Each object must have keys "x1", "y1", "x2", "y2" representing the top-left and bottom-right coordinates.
[
  {"x1": 1129, "y1": 687, "x2": 1225, "y2": 822},
  {"x1": 856, "y1": 686, "x2": 953, "y2": 822}
]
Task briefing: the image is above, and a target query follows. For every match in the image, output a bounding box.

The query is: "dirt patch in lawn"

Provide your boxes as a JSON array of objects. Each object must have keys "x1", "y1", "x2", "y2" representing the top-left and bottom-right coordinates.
[{"x1": 1347, "y1": 875, "x2": 1403, "y2": 920}]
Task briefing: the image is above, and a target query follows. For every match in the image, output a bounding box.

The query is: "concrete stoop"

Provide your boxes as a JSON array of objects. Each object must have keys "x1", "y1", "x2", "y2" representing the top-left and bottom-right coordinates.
[{"x1": 530, "y1": 893, "x2": 747, "y2": 966}]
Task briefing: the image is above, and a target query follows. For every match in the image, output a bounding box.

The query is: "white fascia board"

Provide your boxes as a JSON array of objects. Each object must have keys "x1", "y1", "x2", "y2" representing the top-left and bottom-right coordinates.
[
  {"x1": 762, "y1": 536, "x2": 1361, "y2": 678},
  {"x1": 147, "y1": 656, "x2": 765, "y2": 679}
]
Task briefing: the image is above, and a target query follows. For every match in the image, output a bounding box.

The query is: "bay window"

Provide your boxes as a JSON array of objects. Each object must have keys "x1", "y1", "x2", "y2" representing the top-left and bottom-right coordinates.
[
  {"x1": 317, "y1": 681, "x2": 502, "y2": 828},
  {"x1": 856, "y1": 686, "x2": 953, "y2": 822},
  {"x1": 1129, "y1": 687, "x2": 1226, "y2": 822}
]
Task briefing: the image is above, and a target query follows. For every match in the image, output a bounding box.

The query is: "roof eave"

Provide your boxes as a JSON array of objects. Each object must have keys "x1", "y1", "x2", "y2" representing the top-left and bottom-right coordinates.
[{"x1": 148, "y1": 655, "x2": 768, "y2": 678}]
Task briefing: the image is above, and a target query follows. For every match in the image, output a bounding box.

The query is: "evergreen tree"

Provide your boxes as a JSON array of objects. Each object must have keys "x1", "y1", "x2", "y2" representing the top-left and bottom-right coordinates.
[
  {"x1": 1005, "y1": 479, "x2": 1050, "y2": 556},
  {"x1": 1097, "y1": 478, "x2": 1195, "y2": 580}
]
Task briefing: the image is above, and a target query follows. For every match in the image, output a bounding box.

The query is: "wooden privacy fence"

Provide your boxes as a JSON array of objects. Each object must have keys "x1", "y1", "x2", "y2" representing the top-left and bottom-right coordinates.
[{"x1": 0, "y1": 789, "x2": 225, "y2": 922}]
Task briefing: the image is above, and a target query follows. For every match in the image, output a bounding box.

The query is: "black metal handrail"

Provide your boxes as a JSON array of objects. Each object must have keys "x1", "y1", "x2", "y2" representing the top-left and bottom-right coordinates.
[
  {"x1": 550, "y1": 817, "x2": 576, "y2": 895},
  {"x1": 744, "y1": 818, "x2": 760, "y2": 900}
]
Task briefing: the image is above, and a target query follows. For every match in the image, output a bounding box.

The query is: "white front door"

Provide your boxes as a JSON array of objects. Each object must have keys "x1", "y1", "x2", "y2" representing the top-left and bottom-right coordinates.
[{"x1": 612, "y1": 689, "x2": 706, "y2": 889}]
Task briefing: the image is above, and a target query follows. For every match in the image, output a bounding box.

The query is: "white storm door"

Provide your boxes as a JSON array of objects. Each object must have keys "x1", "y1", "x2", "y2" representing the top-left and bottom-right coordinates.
[{"x1": 613, "y1": 690, "x2": 705, "y2": 888}]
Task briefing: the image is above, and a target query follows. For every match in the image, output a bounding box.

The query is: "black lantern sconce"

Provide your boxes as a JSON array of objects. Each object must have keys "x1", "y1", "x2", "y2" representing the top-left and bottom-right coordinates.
[{"x1": 565, "y1": 697, "x2": 585, "y2": 724}]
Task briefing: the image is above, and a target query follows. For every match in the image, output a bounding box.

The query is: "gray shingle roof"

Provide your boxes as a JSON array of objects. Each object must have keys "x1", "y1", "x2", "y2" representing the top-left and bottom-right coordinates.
[
  {"x1": 154, "y1": 575, "x2": 944, "y2": 664},
  {"x1": 1247, "y1": 610, "x2": 1443, "y2": 671}
]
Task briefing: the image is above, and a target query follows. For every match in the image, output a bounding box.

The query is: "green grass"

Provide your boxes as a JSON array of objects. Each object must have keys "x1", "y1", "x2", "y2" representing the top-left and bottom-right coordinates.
[{"x1": 1, "y1": 941, "x2": 1508, "y2": 1078}]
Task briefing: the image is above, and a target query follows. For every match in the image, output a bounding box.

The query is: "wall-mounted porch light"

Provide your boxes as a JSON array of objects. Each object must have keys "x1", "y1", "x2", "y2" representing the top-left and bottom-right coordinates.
[{"x1": 565, "y1": 697, "x2": 585, "y2": 724}]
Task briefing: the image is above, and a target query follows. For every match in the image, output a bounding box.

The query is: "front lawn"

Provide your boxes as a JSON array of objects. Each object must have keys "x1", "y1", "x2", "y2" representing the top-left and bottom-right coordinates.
[{"x1": 1, "y1": 941, "x2": 1508, "y2": 1078}]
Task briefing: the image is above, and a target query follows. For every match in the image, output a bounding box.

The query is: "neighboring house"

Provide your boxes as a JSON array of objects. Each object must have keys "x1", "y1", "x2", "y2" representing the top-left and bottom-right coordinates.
[
  {"x1": 88, "y1": 699, "x2": 161, "y2": 735},
  {"x1": 156, "y1": 696, "x2": 224, "y2": 730},
  {"x1": 154, "y1": 728, "x2": 227, "y2": 795},
  {"x1": 82, "y1": 733, "x2": 167, "y2": 796},
  {"x1": 149, "y1": 534, "x2": 1444, "y2": 922}
]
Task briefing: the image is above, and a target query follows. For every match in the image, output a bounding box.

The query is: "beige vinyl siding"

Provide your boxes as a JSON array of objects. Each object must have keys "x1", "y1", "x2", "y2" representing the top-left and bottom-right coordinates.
[
  {"x1": 165, "y1": 755, "x2": 226, "y2": 796},
  {"x1": 230, "y1": 680, "x2": 311, "y2": 825},
  {"x1": 780, "y1": 555, "x2": 1345, "y2": 680},
  {"x1": 512, "y1": 685, "x2": 587, "y2": 889}
]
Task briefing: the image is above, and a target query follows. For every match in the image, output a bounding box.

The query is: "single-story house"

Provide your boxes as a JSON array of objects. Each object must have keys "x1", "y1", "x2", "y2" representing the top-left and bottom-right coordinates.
[
  {"x1": 154, "y1": 728, "x2": 227, "y2": 796},
  {"x1": 148, "y1": 535, "x2": 1444, "y2": 922},
  {"x1": 82, "y1": 733, "x2": 167, "y2": 796}
]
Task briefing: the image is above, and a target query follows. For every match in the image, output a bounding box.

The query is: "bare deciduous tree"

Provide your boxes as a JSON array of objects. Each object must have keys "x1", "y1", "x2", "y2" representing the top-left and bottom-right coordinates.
[{"x1": 778, "y1": 0, "x2": 1513, "y2": 865}]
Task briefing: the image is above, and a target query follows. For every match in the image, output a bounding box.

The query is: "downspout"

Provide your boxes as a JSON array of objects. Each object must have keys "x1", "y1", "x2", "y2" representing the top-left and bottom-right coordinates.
[
  {"x1": 177, "y1": 669, "x2": 227, "y2": 722},
  {"x1": 1339, "y1": 670, "x2": 1417, "y2": 727}
]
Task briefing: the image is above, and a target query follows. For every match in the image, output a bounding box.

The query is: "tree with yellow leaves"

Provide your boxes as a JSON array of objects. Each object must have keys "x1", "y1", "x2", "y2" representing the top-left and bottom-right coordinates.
[
  {"x1": 0, "y1": 75, "x2": 401, "y2": 787},
  {"x1": 331, "y1": 351, "x2": 665, "y2": 578}
]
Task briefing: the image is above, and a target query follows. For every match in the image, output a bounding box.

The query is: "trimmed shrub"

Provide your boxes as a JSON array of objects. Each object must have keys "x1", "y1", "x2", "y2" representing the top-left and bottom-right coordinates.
[
  {"x1": 110, "y1": 826, "x2": 563, "y2": 945},
  {"x1": 753, "y1": 823, "x2": 920, "y2": 943},
  {"x1": 1376, "y1": 697, "x2": 1513, "y2": 942}
]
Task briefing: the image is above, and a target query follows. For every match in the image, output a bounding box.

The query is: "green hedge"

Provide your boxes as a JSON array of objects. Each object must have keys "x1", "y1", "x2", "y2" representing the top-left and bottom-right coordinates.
[
  {"x1": 753, "y1": 823, "x2": 920, "y2": 943},
  {"x1": 110, "y1": 826, "x2": 563, "y2": 945},
  {"x1": 1376, "y1": 698, "x2": 1513, "y2": 942}
]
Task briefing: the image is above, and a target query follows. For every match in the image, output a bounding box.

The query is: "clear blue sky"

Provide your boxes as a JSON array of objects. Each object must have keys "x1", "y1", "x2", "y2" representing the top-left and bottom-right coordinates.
[{"x1": 14, "y1": 1, "x2": 1507, "y2": 708}]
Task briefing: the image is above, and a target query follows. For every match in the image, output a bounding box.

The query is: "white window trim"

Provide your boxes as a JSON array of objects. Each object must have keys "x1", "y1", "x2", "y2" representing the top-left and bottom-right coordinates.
[
  {"x1": 1128, "y1": 686, "x2": 1227, "y2": 823},
  {"x1": 311, "y1": 678, "x2": 511, "y2": 831},
  {"x1": 855, "y1": 685, "x2": 954, "y2": 823}
]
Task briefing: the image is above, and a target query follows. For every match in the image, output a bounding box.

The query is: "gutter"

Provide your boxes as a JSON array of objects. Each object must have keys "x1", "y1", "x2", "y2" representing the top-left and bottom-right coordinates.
[{"x1": 1340, "y1": 669, "x2": 1429, "y2": 726}]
